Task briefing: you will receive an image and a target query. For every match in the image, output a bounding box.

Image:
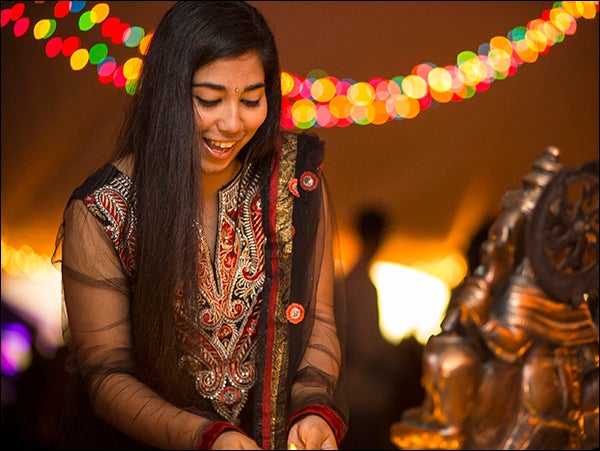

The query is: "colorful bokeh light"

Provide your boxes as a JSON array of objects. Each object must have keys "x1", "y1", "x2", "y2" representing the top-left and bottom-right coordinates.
[
  {"x1": 1, "y1": 1, "x2": 598, "y2": 128},
  {"x1": 1, "y1": 322, "x2": 33, "y2": 377}
]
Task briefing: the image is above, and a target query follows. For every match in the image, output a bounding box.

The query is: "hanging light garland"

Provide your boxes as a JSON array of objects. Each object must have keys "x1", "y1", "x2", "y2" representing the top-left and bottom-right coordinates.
[{"x1": 1, "y1": 1, "x2": 598, "y2": 129}]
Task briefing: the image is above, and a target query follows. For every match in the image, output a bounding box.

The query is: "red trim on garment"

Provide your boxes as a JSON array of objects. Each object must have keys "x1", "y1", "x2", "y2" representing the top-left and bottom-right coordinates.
[
  {"x1": 286, "y1": 405, "x2": 346, "y2": 445},
  {"x1": 195, "y1": 421, "x2": 245, "y2": 450},
  {"x1": 261, "y1": 143, "x2": 282, "y2": 450}
]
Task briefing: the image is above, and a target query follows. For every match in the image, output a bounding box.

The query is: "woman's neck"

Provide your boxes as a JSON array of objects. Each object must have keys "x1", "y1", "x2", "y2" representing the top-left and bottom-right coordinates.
[
  {"x1": 200, "y1": 159, "x2": 242, "y2": 261},
  {"x1": 202, "y1": 159, "x2": 242, "y2": 200}
]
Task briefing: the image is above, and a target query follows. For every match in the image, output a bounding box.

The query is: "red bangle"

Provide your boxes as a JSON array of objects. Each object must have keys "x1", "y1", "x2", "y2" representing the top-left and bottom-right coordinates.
[
  {"x1": 195, "y1": 421, "x2": 245, "y2": 450},
  {"x1": 286, "y1": 405, "x2": 346, "y2": 445}
]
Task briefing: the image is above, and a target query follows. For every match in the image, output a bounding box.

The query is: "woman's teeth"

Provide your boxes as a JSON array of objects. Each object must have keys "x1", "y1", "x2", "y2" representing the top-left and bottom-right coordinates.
[{"x1": 208, "y1": 140, "x2": 235, "y2": 151}]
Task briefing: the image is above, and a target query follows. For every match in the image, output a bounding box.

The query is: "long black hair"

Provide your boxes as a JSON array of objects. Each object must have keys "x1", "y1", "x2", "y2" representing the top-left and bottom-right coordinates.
[{"x1": 113, "y1": 1, "x2": 282, "y2": 401}]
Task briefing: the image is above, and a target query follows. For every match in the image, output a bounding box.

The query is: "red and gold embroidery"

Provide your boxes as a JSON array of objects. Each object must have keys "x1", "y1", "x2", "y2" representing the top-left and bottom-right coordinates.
[
  {"x1": 83, "y1": 173, "x2": 136, "y2": 276},
  {"x1": 177, "y1": 169, "x2": 265, "y2": 422},
  {"x1": 85, "y1": 167, "x2": 266, "y2": 423}
]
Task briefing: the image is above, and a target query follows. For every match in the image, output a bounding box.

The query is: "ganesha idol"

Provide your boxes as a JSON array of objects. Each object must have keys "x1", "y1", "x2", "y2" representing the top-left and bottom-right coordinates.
[{"x1": 391, "y1": 147, "x2": 598, "y2": 450}]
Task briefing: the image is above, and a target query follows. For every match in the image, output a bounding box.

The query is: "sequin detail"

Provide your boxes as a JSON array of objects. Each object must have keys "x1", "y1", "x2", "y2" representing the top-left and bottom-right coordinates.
[
  {"x1": 83, "y1": 166, "x2": 265, "y2": 423},
  {"x1": 177, "y1": 168, "x2": 265, "y2": 423},
  {"x1": 83, "y1": 172, "x2": 136, "y2": 276}
]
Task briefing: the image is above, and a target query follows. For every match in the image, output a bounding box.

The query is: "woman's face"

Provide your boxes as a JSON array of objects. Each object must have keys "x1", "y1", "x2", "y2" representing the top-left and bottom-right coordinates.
[{"x1": 192, "y1": 51, "x2": 268, "y2": 176}]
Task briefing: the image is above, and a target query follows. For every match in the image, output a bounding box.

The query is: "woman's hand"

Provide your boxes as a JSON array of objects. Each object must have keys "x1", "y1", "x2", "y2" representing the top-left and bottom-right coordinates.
[
  {"x1": 211, "y1": 430, "x2": 261, "y2": 450},
  {"x1": 287, "y1": 414, "x2": 337, "y2": 450}
]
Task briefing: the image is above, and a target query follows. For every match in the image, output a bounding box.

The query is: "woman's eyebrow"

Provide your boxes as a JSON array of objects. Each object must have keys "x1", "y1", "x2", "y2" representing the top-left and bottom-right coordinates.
[{"x1": 191, "y1": 82, "x2": 266, "y2": 92}]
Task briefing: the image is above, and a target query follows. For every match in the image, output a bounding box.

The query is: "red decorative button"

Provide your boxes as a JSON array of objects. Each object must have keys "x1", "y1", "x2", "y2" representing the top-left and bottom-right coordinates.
[
  {"x1": 286, "y1": 302, "x2": 305, "y2": 324},
  {"x1": 220, "y1": 386, "x2": 241, "y2": 407},
  {"x1": 299, "y1": 171, "x2": 318, "y2": 191},
  {"x1": 289, "y1": 178, "x2": 300, "y2": 197}
]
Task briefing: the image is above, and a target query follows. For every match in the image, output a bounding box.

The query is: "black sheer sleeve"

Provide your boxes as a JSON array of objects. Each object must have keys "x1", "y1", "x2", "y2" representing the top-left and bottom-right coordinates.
[{"x1": 54, "y1": 198, "x2": 215, "y2": 449}]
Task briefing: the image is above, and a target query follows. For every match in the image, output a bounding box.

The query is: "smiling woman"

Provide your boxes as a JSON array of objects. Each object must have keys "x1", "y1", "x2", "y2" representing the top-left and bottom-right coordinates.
[
  {"x1": 44, "y1": 2, "x2": 348, "y2": 450},
  {"x1": 191, "y1": 51, "x2": 268, "y2": 184},
  {"x1": 0, "y1": 3, "x2": 598, "y2": 448}
]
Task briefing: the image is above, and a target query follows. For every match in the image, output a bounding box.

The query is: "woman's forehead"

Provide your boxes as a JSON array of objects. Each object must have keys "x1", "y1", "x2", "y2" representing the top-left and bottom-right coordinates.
[{"x1": 192, "y1": 51, "x2": 265, "y2": 86}]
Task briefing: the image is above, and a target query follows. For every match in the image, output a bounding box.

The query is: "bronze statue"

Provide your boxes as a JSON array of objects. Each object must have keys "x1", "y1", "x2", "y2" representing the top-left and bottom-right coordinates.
[{"x1": 391, "y1": 146, "x2": 599, "y2": 450}]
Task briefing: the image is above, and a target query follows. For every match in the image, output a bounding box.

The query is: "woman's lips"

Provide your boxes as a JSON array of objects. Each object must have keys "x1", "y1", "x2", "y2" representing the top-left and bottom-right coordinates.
[{"x1": 204, "y1": 139, "x2": 236, "y2": 157}]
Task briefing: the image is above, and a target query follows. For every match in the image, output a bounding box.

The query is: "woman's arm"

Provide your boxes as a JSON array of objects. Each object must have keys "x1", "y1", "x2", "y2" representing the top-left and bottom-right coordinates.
[
  {"x1": 286, "y1": 178, "x2": 347, "y2": 447},
  {"x1": 61, "y1": 200, "x2": 215, "y2": 449}
]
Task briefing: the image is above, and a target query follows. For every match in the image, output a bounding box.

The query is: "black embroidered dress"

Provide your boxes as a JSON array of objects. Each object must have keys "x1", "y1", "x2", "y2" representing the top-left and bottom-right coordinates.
[{"x1": 53, "y1": 131, "x2": 348, "y2": 449}]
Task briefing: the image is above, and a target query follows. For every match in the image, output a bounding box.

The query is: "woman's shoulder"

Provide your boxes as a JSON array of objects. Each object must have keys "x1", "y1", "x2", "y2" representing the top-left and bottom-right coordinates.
[
  {"x1": 280, "y1": 130, "x2": 325, "y2": 167},
  {"x1": 282, "y1": 130, "x2": 324, "y2": 148},
  {"x1": 113, "y1": 154, "x2": 134, "y2": 176},
  {"x1": 284, "y1": 131, "x2": 325, "y2": 170},
  {"x1": 71, "y1": 157, "x2": 133, "y2": 201}
]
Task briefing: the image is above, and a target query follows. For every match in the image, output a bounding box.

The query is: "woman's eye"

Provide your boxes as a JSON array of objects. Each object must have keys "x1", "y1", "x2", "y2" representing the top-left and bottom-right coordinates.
[
  {"x1": 195, "y1": 97, "x2": 220, "y2": 107},
  {"x1": 194, "y1": 96, "x2": 261, "y2": 108},
  {"x1": 242, "y1": 99, "x2": 261, "y2": 107}
]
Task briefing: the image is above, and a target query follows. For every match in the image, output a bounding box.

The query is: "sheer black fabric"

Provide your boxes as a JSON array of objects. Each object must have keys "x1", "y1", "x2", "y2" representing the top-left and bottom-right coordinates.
[{"x1": 52, "y1": 131, "x2": 347, "y2": 449}]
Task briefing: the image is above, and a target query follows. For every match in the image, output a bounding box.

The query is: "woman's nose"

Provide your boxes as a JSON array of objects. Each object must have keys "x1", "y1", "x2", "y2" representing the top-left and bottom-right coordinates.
[{"x1": 218, "y1": 103, "x2": 242, "y2": 134}]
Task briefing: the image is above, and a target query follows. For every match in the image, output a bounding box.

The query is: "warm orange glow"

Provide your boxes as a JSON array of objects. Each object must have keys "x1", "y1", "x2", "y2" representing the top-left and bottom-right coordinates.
[
  {"x1": 1, "y1": 240, "x2": 55, "y2": 279},
  {"x1": 371, "y1": 261, "x2": 452, "y2": 345},
  {"x1": 338, "y1": 230, "x2": 469, "y2": 345},
  {"x1": 1, "y1": 240, "x2": 63, "y2": 352}
]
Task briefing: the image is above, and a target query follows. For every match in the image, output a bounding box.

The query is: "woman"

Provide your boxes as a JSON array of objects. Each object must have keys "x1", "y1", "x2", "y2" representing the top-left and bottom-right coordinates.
[{"x1": 52, "y1": 2, "x2": 348, "y2": 449}]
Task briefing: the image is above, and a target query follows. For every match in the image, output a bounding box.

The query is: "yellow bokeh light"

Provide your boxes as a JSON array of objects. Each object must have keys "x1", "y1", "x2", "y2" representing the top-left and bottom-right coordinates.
[
  {"x1": 526, "y1": 27, "x2": 548, "y2": 53},
  {"x1": 90, "y1": 3, "x2": 110, "y2": 24},
  {"x1": 394, "y1": 94, "x2": 420, "y2": 119},
  {"x1": 458, "y1": 57, "x2": 486, "y2": 86},
  {"x1": 347, "y1": 82, "x2": 375, "y2": 106},
  {"x1": 550, "y1": 8, "x2": 574, "y2": 33},
  {"x1": 33, "y1": 19, "x2": 53, "y2": 40},
  {"x1": 1, "y1": 241, "x2": 56, "y2": 280},
  {"x1": 411, "y1": 252, "x2": 467, "y2": 289},
  {"x1": 310, "y1": 78, "x2": 336, "y2": 103},
  {"x1": 401, "y1": 75, "x2": 428, "y2": 99},
  {"x1": 281, "y1": 71, "x2": 294, "y2": 97},
  {"x1": 513, "y1": 38, "x2": 539, "y2": 63},
  {"x1": 70, "y1": 48, "x2": 89, "y2": 71},
  {"x1": 123, "y1": 57, "x2": 143, "y2": 80},
  {"x1": 561, "y1": 1, "x2": 598, "y2": 19},
  {"x1": 427, "y1": 67, "x2": 453, "y2": 93},
  {"x1": 487, "y1": 48, "x2": 512, "y2": 75},
  {"x1": 536, "y1": 21, "x2": 561, "y2": 46},
  {"x1": 291, "y1": 99, "x2": 317, "y2": 123}
]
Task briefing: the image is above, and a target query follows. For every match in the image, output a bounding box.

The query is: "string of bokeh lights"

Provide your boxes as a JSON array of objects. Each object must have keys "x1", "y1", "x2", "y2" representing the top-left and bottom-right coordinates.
[{"x1": 2, "y1": 1, "x2": 598, "y2": 129}]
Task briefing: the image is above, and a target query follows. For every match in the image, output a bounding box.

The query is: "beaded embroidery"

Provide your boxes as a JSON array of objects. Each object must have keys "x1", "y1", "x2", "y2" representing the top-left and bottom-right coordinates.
[
  {"x1": 83, "y1": 166, "x2": 266, "y2": 423},
  {"x1": 177, "y1": 167, "x2": 265, "y2": 422}
]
